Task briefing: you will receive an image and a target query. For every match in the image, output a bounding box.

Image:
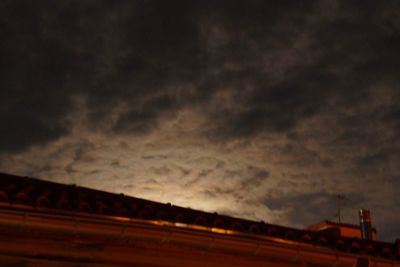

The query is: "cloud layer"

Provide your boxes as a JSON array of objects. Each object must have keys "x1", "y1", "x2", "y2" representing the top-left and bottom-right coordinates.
[{"x1": 1, "y1": 0, "x2": 399, "y2": 241}]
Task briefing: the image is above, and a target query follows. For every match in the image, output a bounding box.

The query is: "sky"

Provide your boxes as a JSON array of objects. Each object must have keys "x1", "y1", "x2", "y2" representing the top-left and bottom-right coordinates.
[{"x1": 1, "y1": 0, "x2": 400, "y2": 241}]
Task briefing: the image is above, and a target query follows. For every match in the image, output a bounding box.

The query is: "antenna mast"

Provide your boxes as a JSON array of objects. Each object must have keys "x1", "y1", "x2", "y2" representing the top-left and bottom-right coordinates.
[{"x1": 336, "y1": 194, "x2": 346, "y2": 223}]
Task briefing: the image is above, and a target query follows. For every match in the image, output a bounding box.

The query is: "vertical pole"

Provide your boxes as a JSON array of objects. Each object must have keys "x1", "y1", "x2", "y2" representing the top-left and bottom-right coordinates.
[
  {"x1": 359, "y1": 209, "x2": 372, "y2": 240},
  {"x1": 336, "y1": 194, "x2": 344, "y2": 223}
]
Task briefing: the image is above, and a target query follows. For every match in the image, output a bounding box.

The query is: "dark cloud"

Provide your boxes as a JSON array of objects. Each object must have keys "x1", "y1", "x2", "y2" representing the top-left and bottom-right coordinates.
[
  {"x1": 113, "y1": 94, "x2": 179, "y2": 134},
  {"x1": 203, "y1": 1, "x2": 400, "y2": 140},
  {"x1": 355, "y1": 148, "x2": 399, "y2": 168},
  {"x1": 142, "y1": 154, "x2": 168, "y2": 160},
  {"x1": 0, "y1": 1, "x2": 96, "y2": 153},
  {"x1": 197, "y1": 165, "x2": 269, "y2": 204},
  {"x1": 2, "y1": 0, "x2": 400, "y2": 150},
  {"x1": 65, "y1": 140, "x2": 95, "y2": 175}
]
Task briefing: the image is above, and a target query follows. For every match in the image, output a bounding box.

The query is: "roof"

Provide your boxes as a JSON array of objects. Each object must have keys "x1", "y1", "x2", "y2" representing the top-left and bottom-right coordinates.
[
  {"x1": 0, "y1": 172, "x2": 399, "y2": 261},
  {"x1": 308, "y1": 220, "x2": 377, "y2": 232}
]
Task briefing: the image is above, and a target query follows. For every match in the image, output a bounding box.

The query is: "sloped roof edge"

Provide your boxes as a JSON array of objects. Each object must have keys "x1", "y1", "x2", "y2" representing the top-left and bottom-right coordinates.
[{"x1": 0, "y1": 172, "x2": 399, "y2": 261}]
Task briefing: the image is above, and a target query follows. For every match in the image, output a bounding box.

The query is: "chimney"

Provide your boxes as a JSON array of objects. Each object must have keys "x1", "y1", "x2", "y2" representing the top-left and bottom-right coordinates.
[{"x1": 359, "y1": 209, "x2": 372, "y2": 240}]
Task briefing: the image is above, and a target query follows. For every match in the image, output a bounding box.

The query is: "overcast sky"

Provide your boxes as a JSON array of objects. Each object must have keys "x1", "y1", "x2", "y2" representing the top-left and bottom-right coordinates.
[{"x1": 1, "y1": 0, "x2": 400, "y2": 241}]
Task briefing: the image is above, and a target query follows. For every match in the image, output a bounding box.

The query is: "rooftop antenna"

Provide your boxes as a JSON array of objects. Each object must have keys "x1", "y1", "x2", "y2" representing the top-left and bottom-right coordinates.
[{"x1": 336, "y1": 194, "x2": 347, "y2": 223}]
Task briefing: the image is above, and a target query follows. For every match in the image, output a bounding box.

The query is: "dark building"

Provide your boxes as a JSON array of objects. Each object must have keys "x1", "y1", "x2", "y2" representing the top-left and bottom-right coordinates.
[
  {"x1": 307, "y1": 220, "x2": 377, "y2": 241},
  {"x1": 0, "y1": 173, "x2": 399, "y2": 266}
]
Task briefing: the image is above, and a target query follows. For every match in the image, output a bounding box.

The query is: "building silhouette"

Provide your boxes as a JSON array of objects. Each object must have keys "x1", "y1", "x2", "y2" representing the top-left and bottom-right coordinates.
[{"x1": 0, "y1": 173, "x2": 399, "y2": 266}]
